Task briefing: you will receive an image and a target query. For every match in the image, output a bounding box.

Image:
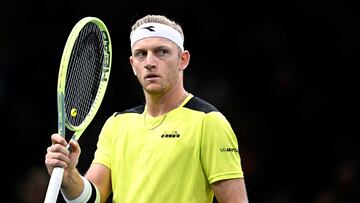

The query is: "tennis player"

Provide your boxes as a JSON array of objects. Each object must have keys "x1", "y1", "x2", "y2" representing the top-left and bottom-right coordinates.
[{"x1": 45, "y1": 14, "x2": 249, "y2": 203}]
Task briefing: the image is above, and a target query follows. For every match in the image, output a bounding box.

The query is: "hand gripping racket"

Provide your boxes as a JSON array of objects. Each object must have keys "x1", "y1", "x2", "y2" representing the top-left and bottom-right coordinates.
[{"x1": 44, "y1": 16, "x2": 112, "y2": 203}]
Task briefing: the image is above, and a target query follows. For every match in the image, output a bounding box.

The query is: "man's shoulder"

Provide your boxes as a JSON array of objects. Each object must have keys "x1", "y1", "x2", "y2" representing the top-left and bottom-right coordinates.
[
  {"x1": 113, "y1": 104, "x2": 145, "y2": 117},
  {"x1": 185, "y1": 95, "x2": 219, "y2": 113}
]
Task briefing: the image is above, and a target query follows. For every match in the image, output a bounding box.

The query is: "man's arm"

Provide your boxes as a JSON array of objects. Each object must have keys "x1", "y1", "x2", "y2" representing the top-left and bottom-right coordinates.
[
  {"x1": 211, "y1": 178, "x2": 249, "y2": 203},
  {"x1": 85, "y1": 163, "x2": 112, "y2": 203},
  {"x1": 60, "y1": 169, "x2": 84, "y2": 200}
]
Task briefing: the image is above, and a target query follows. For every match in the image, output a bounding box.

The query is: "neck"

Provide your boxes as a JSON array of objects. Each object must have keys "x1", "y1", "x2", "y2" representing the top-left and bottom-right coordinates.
[{"x1": 145, "y1": 89, "x2": 188, "y2": 117}]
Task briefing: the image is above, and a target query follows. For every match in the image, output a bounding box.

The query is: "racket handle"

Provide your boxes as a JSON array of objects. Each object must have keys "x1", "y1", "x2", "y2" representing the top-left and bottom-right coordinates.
[{"x1": 44, "y1": 166, "x2": 64, "y2": 203}]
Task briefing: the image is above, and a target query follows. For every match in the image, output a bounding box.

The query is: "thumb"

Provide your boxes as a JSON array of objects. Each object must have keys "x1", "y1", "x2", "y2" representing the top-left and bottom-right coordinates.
[
  {"x1": 68, "y1": 139, "x2": 81, "y2": 155},
  {"x1": 67, "y1": 139, "x2": 81, "y2": 169}
]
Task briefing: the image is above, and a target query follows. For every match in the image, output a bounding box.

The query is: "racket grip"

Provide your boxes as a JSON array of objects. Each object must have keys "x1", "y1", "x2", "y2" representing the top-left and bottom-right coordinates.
[{"x1": 44, "y1": 166, "x2": 64, "y2": 203}]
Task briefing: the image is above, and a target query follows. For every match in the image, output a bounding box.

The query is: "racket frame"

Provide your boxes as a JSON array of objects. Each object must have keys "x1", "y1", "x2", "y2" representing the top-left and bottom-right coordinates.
[
  {"x1": 44, "y1": 16, "x2": 112, "y2": 203},
  {"x1": 57, "y1": 16, "x2": 112, "y2": 140}
]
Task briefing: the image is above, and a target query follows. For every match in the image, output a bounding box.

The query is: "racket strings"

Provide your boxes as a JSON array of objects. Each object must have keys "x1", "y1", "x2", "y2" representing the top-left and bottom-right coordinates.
[{"x1": 65, "y1": 22, "x2": 105, "y2": 127}]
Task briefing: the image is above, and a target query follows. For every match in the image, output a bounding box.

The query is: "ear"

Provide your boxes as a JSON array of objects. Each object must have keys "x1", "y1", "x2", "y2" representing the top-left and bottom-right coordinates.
[
  {"x1": 129, "y1": 56, "x2": 137, "y2": 76},
  {"x1": 179, "y1": 50, "x2": 190, "y2": 71}
]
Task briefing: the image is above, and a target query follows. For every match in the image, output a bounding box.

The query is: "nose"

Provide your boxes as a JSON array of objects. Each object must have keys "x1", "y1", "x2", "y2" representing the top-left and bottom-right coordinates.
[{"x1": 144, "y1": 52, "x2": 156, "y2": 70}]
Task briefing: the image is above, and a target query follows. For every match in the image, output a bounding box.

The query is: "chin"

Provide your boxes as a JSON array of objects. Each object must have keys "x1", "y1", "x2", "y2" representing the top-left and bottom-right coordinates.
[{"x1": 145, "y1": 86, "x2": 164, "y2": 94}]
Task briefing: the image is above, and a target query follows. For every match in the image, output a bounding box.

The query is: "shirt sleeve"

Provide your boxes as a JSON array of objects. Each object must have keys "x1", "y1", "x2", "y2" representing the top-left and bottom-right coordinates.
[
  {"x1": 200, "y1": 111, "x2": 244, "y2": 184},
  {"x1": 92, "y1": 114, "x2": 115, "y2": 168}
]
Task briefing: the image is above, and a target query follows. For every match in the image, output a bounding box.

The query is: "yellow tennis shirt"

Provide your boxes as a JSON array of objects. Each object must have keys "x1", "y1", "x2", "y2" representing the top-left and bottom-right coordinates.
[{"x1": 92, "y1": 94, "x2": 244, "y2": 202}]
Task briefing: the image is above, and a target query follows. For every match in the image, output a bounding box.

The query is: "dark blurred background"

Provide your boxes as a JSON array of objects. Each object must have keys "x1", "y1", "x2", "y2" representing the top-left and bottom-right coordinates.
[{"x1": 1, "y1": 0, "x2": 358, "y2": 202}]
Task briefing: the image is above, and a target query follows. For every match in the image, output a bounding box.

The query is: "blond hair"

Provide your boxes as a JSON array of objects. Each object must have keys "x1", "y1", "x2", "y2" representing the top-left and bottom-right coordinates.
[{"x1": 130, "y1": 15, "x2": 184, "y2": 40}]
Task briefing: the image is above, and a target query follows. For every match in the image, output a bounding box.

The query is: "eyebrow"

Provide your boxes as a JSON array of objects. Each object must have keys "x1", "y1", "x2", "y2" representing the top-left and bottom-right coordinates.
[{"x1": 133, "y1": 45, "x2": 171, "y2": 52}]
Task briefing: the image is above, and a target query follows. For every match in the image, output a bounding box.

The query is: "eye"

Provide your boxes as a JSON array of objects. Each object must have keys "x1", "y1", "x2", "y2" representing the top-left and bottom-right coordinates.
[
  {"x1": 134, "y1": 50, "x2": 147, "y2": 60},
  {"x1": 155, "y1": 48, "x2": 169, "y2": 57}
]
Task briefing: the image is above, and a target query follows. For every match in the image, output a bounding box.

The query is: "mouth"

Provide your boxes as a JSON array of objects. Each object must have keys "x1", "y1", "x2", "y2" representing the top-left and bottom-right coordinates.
[{"x1": 144, "y1": 73, "x2": 160, "y2": 81}]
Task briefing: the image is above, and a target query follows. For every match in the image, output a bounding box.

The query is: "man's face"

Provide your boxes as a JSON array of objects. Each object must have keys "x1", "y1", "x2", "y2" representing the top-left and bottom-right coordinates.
[{"x1": 129, "y1": 37, "x2": 182, "y2": 94}]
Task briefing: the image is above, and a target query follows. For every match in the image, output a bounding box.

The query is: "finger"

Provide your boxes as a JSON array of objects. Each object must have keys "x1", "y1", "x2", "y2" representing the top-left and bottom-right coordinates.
[
  {"x1": 51, "y1": 133, "x2": 67, "y2": 146},
  {"x1": 45, "y1": 151, "x2": 70, "y2": 168},
  {"x1": 47, "y1": 143, "x2": 70, "y2": 156},
  {"x1": 68, "y1": 139, "x2": 80, "y2": 153},
  {"x1": 46, "y1": 145, "x2": 71, "y2": 161}
]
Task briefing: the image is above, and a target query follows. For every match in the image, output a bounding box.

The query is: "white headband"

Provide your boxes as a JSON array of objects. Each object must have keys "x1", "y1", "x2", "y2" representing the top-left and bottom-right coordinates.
[{"x1": 130, "y1": 23, "x2": 184, "y2": 51}]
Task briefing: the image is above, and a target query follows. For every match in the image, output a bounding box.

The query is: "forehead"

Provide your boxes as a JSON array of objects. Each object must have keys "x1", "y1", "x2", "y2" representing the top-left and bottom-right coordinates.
[{"x1": 132, "y1": 37, "x2": 177, "y2": 50}]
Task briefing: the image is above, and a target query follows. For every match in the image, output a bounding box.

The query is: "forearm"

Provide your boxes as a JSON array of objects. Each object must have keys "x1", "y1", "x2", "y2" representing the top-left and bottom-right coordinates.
[
  {"x1": 212, "y1": 178, "x2": 249, "y2": 203},
  {"x1": 61, "y1": 169, "x2": 84, "y2": 200}
]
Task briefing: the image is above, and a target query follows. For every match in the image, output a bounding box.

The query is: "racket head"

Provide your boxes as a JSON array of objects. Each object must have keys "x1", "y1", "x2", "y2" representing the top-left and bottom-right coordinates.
[{"x1": 57, "y1": 16, "x2": 112, "y2": 140}]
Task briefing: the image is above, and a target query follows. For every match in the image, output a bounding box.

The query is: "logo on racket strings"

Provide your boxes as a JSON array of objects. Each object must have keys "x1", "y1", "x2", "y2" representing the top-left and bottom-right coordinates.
[{"x1": 71, "y1": 108, "x2": 78, "y2": 117}]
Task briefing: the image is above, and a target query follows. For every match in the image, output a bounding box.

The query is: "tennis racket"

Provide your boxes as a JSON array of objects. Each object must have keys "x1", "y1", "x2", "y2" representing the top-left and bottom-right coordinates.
[{"x1": 44, "y1": 16, "x2": 112, "y2": 203}]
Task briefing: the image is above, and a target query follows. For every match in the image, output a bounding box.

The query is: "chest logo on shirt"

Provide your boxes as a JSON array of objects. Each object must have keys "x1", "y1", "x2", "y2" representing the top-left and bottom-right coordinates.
[
  {"x1": 220, "y1": 147, "x2": 239, "y2": 152},
  {"x1": 161, "y1": 131, "x2": 180, "y2": 138}
]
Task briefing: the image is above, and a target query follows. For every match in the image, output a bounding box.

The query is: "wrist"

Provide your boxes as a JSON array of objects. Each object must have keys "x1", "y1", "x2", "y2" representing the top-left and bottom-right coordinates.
[
  {"x1": 61, "y1": 168, "x2": 80, "y2": 188},
  {"x1": 61, "y1": 176, "x2": 100, "y2": 203}
]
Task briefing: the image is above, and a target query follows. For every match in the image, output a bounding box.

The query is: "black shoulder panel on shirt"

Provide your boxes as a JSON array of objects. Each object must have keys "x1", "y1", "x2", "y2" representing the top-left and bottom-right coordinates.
[
  {"x1": 184, "y1": 96, "x2": 219, "y2": 113},
  {"x1": 114, "y1": 104, "x2": 145, "y2": 117}
]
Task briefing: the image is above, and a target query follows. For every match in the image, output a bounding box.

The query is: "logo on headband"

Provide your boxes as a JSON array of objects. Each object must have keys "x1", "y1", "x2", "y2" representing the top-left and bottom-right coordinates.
[
  {"x1": 142, "y1": 26, "x2": 156, "y2": 32},
  {"x1": 131, "y1": 23, "x2": 184, "y2": 51}
]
